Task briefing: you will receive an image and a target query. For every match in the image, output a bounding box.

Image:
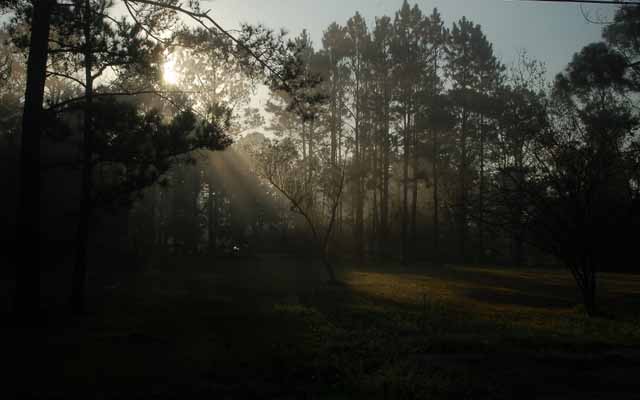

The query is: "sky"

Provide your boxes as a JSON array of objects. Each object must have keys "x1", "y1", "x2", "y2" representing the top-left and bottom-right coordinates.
[
  {"x1": 1, "y1": 0, "x2": 619, "y2": 124},
  {"x1": 0, "y1": 1, "x2": 618, "y2": 81},
  {"x1": 204, "y1": 0, "x2": 617, "y2": 79}
]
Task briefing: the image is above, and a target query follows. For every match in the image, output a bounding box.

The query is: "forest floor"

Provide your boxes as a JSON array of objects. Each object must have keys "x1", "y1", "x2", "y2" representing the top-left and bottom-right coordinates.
[{"x1": 5, "y1": 254, "x2": 640, "y2": 399}]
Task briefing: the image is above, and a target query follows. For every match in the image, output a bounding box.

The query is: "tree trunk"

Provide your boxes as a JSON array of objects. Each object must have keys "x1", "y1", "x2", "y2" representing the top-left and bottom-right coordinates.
[
  {"x1": 321, "y1": 169, "x2": 344, "y2": 284},
  {"x1": 355, "y1": 173, "x2": 364, "y2": 264},
  {"x1": 14, "y1": 0, "x2": 54, "y2": 320},
  {"x1": 150, "y1": 185, "x2": 158, "y2": 247},
  {"x1": 71, "y1": 0, "x2": 94, "y2": 315},
  {"x1": 432, "y1": 127, "x2": 440, "y2": 265},
  {"x1": 307, "y1": 121, "x2": 314, "y2": 190},
  {"x1": 372, "y1": 143, "x2": 379, "y2": 257},
  {"x1": 459, "y1": 109, "x2": 468, "y2": 264},
  {"x1": 478, "y1": 115, "x2": 485, "y2": 264},
  {"x1": 191, "y1": 167, "x2": 201, "y2": 254},
  {"x1": 401, "y1": 113, "x2": 409, "y2": 266},
  {"x1": 410, "y1": 117, "x2": 418, "y2": 262},
  {"x1": 330, "y1": 66, "x2": 338, "y2": 167},
  {"x1": 512, "y1": 169, "x2": 525, "y2": 267},
  {"x1": 322, "y1": 253, "x2": 337, "y2": 283},
  {"x1": 583, "y1": 269, "x2": 597, "y2": 317},
  {"x1": 208, "y1": 180, "x2": 217, "y2": 254},
  {"x1": 337, "y1": 97, "x2": 344, "y2": 238},
  {"x1": 569, "y1": 258, "x2": 598, "y2": 317},
  {"x1": 380, "y1": 96, "x2": 390, "y2": 258},
  {"x1": 354, "y1": 108, "x2": 364, "y2": 265},
  {"x1": 513, "y1": 231, "x2": 524, "y2": 267},
  {"x1": 321, "y1": 231, "x2": 337, "y2": 283}
]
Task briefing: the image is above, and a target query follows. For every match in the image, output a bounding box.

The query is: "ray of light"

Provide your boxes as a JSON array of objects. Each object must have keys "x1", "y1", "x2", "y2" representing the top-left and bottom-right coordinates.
[{"x1": 163, "y1": 56, "x2": 179, "y2": 85}]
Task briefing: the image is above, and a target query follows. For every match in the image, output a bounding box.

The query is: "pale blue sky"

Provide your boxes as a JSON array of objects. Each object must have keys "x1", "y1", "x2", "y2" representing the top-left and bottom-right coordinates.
[
  {"x1": 205, "y1": 0, "x2": 617, "y2": 79},
  {"x1": 1, "y1": 1, "x2": 616, "y2": 80}
]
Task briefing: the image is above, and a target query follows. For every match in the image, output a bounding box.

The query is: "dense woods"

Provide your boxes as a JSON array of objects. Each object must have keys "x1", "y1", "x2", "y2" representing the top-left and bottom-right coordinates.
[
  {"x1": 2, "y1": 0, "x2": 640, "y2": 317},
  {"x1": 245, "y1": 2, "x2": 639, "y2": 316},
  {"x1": 2, "y1": 1, "x2": 640, "y2": 398}
]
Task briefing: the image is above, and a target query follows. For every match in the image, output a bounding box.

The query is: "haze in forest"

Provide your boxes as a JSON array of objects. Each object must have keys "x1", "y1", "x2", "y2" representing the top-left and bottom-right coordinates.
[{"x1": 2, "y1": 1, "x2": 640, "y2": 398}]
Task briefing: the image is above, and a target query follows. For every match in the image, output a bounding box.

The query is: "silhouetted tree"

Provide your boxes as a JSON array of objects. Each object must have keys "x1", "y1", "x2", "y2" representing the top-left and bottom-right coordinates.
[
  {"x1": 253, "y1": 136, "x2": 344, "y2": 282},
  {"x1": 445, "y1": 16, "x2": 503, "y2": 263}
]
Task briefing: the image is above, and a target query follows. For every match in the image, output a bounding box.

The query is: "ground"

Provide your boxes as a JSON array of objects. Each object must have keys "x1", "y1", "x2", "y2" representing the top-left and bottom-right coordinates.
[{"x1": 4, "y1": 254, "x2": 640, "y2": 399}]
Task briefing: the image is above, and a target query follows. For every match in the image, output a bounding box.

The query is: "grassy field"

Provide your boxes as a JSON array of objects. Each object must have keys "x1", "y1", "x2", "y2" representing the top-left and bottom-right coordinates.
[{"x1": 5, "y1": 254, "x2": 640, "y2": 399}]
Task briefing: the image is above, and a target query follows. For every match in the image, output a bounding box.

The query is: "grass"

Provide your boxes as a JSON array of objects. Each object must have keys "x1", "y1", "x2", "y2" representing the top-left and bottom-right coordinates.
[
  {"x1": 4, "y1": 254, "x2": 640, "y2": 399},
  {"x1": 344, "y1": 266, "x2": 640, "y2": 348}
]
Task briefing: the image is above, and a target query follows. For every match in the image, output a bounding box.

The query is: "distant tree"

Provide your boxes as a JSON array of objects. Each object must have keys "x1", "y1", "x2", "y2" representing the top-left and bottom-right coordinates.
[
  {"x1": 265, "y1": 30, "x2": 328, "y2": 202},
  {"x1": 172, "y1": 28, "x2": 259, "y2": 131},
  {"x1": 391, "y1": 1, "x2": 425, "y2": 265},
  {"x1": 445, "y1": 16, "x2": 504, "y2": 263},
  {"x1": 420, "y1": 8, "x2": 448, "y2": 263},
  {"x1": 317, "y1": 23, "x2": 350, "y2": 241},
  {"x1": 487, "y1": 52, "x2": 548, "y2": 267},
  {"x1": 170, "y1": 27, "x2": 263, "y2": 254},
  {"x1": 344, "y1": 12, "x2": 370, "y2": 265},
  {"x1": 368, "y1": 15, "x2": 394, "y2": 256},
  {"x1": 319, "y1": 23, "x2": 350, "y2": 168}
]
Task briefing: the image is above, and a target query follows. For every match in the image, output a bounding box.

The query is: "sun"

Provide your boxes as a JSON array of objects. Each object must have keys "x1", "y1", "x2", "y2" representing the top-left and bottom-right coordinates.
[{"x1": 163, "y1": 56, "x2": 179, "y2": 85}]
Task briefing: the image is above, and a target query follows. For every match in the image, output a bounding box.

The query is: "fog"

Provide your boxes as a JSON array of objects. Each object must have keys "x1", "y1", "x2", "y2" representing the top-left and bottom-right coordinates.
[{"x1": 2, "y1": 1, "x2": 640, "y2": 398}]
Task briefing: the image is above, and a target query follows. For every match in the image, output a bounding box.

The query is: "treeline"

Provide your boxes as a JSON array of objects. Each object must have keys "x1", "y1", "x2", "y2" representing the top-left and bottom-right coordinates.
[
  {"x1": 2, "y1": 0, "x2": 639, "y2": 317},
  {"x1": 248, "y1": 2, "x2": 640, "y2": 314},
  {"x1": 260, "y1": 4, "x2": 510, "y2": 267},
  {"x1": 255, "y1": 2, "x2": 542, "y2": 266}
]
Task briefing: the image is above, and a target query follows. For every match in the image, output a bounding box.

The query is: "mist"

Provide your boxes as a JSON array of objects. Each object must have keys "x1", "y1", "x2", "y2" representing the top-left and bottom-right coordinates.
[{"x1": 2, "y1": 1, "x2": 640, "y2": 398}]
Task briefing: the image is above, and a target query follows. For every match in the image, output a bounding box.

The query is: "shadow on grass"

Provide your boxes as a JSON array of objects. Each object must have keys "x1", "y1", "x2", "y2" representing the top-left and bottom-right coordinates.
[{"x1": 5, "y1": 254, "x2": 640, "y2": 399}]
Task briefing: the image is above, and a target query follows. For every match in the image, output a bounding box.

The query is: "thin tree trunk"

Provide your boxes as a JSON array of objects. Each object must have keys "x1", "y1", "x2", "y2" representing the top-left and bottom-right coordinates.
[
  {"x1": 354, "y1": 98, "x2": 364, "y2": 265},
  {"x1": 513, "y1": 231, "x2": 524, "y2": 267},
  {"x1": 459, "y1": 109, "x2": 468, "y2": 264},
  {"x1": 150, "y1": 185, "x2": 158, "y2": 247},
  {"x1": 432, "y1": 127, "x2": 440, "y2": 265},
  {"x1": 512, "y1": 163, "x2": 525, "y2": 267},
  {"x1": 330, "y1": 63, "x2": 338, "y2": 167},
  {"x1": 14, "y1": 0, "x2": 54, "y2": 320},
  {"x1": 208, "y1": 180, "x2": 216, "y2": 253},
  {"x1": 569, "y1": 257, "x2": 598, "y2": 317},
  {"x1": 430, "y1": 53, "x2": 440, "y2": 266},
  {"x1": 479, "y1": 115, "x2": 485, "y2": 264},
  {"x1": 191, "y1": 167, "x2": 201, "y2": 254},
  {"x1": 402, "y1": 113, "x2": 409, "y2": 266},
  {"x1": 371, "y1": 143, "x2": 379, "y2": 255},
  {"x1": 381, "y1": 101, "x2": 390, "y2": 256},
  {"x1": 410, "y1": 117, "x2": 418, "y2": 261},
  {"x1": 356, "y1": 173, "x2": 364, "y2": 264},
  {"x1": 337, "y1": 104, "x2": 343, "y2": 237},
  {"x1": 307, "y1": 121, "x2": 314, "y2": 189}
]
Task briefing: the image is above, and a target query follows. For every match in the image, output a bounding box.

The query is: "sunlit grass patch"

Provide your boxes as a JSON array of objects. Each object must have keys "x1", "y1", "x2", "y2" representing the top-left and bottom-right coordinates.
[{"x1": 340, "y1": 265, "x2": 640, "y2": 349}]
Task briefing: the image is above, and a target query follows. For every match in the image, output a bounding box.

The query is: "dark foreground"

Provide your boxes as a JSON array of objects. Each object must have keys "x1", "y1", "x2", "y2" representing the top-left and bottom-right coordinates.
[{"x1": 4, "y1": 254, "x2": 640, "y2": 399}]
